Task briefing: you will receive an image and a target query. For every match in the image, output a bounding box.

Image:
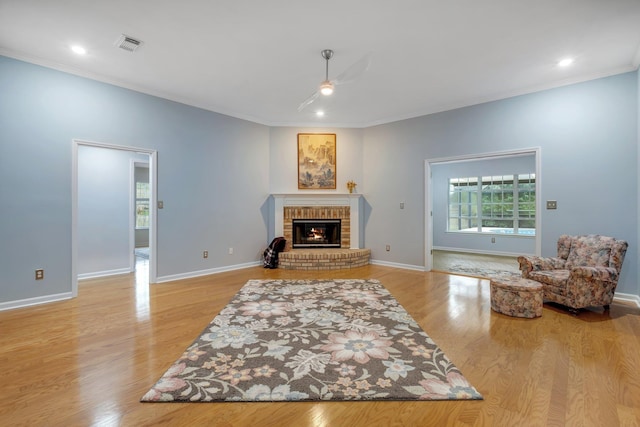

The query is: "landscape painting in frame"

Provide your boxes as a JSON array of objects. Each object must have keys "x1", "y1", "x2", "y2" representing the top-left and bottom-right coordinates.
[{"x1": 298, "y1": 133, "x2": 336, "y2": 189}]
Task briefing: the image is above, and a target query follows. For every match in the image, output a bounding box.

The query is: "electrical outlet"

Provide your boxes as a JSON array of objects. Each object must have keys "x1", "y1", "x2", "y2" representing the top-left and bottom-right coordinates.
[
  {"x1": 35, "y1": 269, "x2": 44, "y2": 280},
  {"x1": 386, "y1": 245, "x2": 390, "y2": 251},
  {"x1": 491, "y1": 237, "x2": 496, "y2": 243},
  {"x1": 203, "y1": 250, "x2": 208, "y2": 258},
  {"x1": 400, "y1": 202, "x2": 405, "y2": 209},
  {"x1": 157, "y1": 200, "x2": 164, "y2": 209},
  {"x1": 228, "y1": 247, "x2": 234, "y2": 255},
  {"x1": 546, "y1": 200, "x2": 557, "y2": 209}
]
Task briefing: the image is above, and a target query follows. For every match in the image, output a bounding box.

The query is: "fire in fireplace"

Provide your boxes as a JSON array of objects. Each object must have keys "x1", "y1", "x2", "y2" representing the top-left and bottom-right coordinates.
[{"x1": 292, "y1": 219, "x2": 341, "y2": 248}]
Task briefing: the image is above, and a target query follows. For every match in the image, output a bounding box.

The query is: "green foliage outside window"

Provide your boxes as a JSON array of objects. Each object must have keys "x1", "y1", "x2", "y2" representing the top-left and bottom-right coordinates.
[
  {"x1": 136, "y1": 182, "x2": 150, "y2": 229},
  {"x1": 448, "y1": 174, "x2": 535, "y2": 235}
]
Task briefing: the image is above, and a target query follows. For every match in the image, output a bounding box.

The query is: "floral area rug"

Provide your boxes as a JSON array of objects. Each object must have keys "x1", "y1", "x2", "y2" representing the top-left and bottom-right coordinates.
[{"x1": 141, "y1": 279, "x2": 482, "y2": 402}]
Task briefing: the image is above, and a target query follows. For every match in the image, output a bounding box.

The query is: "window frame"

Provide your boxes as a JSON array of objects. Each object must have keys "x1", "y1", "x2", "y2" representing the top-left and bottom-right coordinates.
[
  {"x1": 135, "y1": 181, "x2": 150, "y2": 230},
  {"x1": 448, "y1": 173, "x2": 536, "y2": 236}
]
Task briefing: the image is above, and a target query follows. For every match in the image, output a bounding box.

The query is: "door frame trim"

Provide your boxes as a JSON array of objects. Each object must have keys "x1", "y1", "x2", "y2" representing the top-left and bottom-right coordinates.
[
  {"x1": 72, "y1": 139, "x2": 158, "y2": 297},
  {"x1": 424, "y1": 147, "x2": 541, "y2": 271}
]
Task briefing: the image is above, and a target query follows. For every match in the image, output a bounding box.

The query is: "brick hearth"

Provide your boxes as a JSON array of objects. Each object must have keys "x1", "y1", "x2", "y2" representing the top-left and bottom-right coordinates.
[{"x1": 279, "y1": 248, "x2": 371, "y2": 270}]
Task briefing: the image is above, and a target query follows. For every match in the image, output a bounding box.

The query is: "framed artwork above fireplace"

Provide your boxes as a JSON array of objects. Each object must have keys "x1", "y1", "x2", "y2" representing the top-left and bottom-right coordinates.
[{"x1": 297, "y1": 133, "x2": 336, "y2": 189}]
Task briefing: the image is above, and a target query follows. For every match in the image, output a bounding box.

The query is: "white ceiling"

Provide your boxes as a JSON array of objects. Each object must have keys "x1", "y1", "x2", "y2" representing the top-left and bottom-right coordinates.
[{"x1": 1, "y1": 0, "x2": 640, "y2": 128}]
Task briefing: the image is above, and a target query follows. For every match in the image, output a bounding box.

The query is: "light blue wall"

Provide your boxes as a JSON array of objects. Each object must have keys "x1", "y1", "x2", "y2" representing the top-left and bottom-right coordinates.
[
  {"x1": 432, "y1": 155, "x2": 537, "y2": 255},
  {"x1": 1, "y1": 55, "x2": 638, "y2": 306},
  {"x1": 363, "y1": 72, "x2": 638, "y2": 294},
  {"x1": 0, "y1": 56, "x2": 270, "y2": 305}
]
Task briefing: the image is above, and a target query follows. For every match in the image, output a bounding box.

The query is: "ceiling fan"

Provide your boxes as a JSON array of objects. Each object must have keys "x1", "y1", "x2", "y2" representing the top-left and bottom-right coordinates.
[{"x1": 297, "y1": 49, "x2": 372, "y2": 112}]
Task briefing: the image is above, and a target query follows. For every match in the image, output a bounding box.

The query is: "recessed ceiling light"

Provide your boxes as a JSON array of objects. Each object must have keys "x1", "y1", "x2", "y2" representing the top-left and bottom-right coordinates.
[
  {"x1": 557, "y1": 58, "x2": 574, "y2": 67},
  {"x1": 316, "y1": 111, "x2": 325, "y2": 117},
  {"x1": 71, "y1": 45, "x2": 87, "y2": 55}
]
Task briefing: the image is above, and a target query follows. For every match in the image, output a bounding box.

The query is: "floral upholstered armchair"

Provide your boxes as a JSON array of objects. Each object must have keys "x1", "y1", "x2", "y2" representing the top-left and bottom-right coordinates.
[{"x1": 517, "y1": 235, "x2": 628, "y2": 314}]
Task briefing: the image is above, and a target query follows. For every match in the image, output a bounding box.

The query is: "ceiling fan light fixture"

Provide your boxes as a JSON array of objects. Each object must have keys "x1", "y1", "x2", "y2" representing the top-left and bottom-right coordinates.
[{"x1": 319, "y1": 80, "x2": 334, "y2": 96}]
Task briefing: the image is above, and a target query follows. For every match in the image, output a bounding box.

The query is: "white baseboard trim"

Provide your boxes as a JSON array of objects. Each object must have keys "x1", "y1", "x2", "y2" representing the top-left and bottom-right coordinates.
[
  {"x1": 369, "y1": 259, "x2": 426, "y2": 272},
  {"x1": 0, "y1": 292, "x2": 74, "y2": 312},
  {"x1": 78, "y1": 267, "x2": 132, "y2": 280},
  {"x1": 614, "y1": 292, "x2": 640, "y2": 308},
  {"x1": 156, "y1": 261, "x2": 262, "y2": 283}
]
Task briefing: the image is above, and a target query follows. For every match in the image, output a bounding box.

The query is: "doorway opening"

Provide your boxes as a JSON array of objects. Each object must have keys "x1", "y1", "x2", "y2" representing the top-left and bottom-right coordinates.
[
  {"x1": 133, "y1": 161, "x2": 150, "y2": 282},
  {"x1": 424, "y1": 148, "x2": 541, "y2": 272},
  {"x1": 72, "y1": 140, "x2": 158, "y2": 298}
]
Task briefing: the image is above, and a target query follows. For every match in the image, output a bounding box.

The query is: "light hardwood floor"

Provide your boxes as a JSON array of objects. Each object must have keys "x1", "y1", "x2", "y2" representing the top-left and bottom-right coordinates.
[{"x1": 1, "y1": 264, "x2": 639, "y2": 426}]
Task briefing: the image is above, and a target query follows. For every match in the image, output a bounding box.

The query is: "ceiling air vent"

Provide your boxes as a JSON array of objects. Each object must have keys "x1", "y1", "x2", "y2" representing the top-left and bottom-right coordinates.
[{"x1": 115, "y1": 34, "x2": 143, "y2": 52}]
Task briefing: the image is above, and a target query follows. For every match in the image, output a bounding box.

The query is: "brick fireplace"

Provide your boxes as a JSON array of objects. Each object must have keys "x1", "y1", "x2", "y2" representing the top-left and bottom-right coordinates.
[
  {"x1": 283, "y1": 206, "x2": 350, "y2": 251},
  {"x1": 272, "y1": 194, "x2": 370, "y2": 270},
  {"x1": 272, "y1": 194, "x2": 363, "y2": 249}
]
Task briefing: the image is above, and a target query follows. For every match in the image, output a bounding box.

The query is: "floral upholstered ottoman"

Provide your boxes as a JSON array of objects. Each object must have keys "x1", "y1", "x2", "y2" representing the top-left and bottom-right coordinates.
[{"x1": 490, "y1": 277, "x2": 543, "y2": 318}]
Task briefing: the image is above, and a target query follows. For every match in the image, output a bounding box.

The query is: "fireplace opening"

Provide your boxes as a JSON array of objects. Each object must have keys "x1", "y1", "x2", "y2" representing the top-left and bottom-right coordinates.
[{"x1": 292, "y1": 219, "x2": 341, "y2": 248}]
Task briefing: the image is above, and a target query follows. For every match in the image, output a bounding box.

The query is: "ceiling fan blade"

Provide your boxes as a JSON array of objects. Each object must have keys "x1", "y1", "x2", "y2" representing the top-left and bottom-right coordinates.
[
  {"x1": 334, "y1": 52, "x2": 373, "y2": 86},
  {"x1": 297, "y1": 90, "x2": 320, "y2": 112}
]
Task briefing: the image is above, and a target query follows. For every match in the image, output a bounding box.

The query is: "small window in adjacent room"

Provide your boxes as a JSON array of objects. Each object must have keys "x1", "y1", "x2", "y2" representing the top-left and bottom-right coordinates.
[
  {"x1": 448, "y1": 177, "x2": 479, "y2": 232},
  {"x1": 448, "y1": 173, "x2": 535, "y2": 235},
  {"x1": 136, "y1": 182, "x2": 150, "y2": 229}
]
